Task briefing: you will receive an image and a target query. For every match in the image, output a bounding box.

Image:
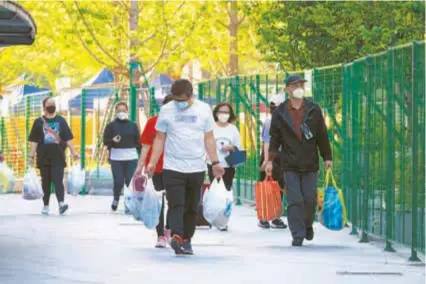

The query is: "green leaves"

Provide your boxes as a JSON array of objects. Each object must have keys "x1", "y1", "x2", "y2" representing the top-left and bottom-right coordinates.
[{"x1": 255, "y1": 1, "x2": 425, "y2": 70}]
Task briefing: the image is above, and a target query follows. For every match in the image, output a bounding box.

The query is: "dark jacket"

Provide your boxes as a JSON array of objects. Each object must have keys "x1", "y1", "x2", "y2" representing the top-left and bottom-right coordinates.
[
  {"x1": 103, "y1": 119, "x2": 141, "y2": 150},
  {"x1": 269, "y1": 98, "x2": 332, "y2": 172}
]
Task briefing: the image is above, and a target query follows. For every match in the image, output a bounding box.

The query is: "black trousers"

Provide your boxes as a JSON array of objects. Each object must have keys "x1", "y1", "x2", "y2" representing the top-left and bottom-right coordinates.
[
  {"x1": 284, "y1": 172, "x2": 318, "y2": 239},
  {"x1": 207, "y1": 165, "x2": 235, "y2": 191},
  {"x1": 39, "y1": 165, "x2": 65, "y2": 206},
  {"x1": 110, "y1": 160, "x2": 138, "y2": 202},
  {"x1": 162, "y1": 169, "x2": 205, "y2": 240},
  {"x1": 152, "y1": 172, "x2": 170, "y2": 237}
]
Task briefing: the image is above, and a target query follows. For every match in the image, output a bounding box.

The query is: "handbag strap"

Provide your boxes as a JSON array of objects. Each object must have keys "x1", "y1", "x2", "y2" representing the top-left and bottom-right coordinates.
[
  {"x1": 325, "y1": 168, "x2": 338, "y2": 188},
  {"x1": 263, "y1": 175, "x2": 286, "y2": 193},
  {"x1": 40, "y1": 116, "x2": 61, "y2": 143}
]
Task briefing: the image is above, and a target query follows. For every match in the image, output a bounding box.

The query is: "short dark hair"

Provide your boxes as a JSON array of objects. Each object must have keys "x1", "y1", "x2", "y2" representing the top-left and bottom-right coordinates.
[
  {"x1": 171, "y1": 79, "x2": 193, "y2": 98},
  {"x1": 42, "y1": 96, "x2": 52, "y2": 108},
  {"x1": 162, "y1": 94, "x2": 173, "y2": 105},
  {"x1": 115, "y1": 101, "x2": 128, "y2": 111},
  {"x1": 212, "y1": 102, "x2": 237, "y2": 123}
]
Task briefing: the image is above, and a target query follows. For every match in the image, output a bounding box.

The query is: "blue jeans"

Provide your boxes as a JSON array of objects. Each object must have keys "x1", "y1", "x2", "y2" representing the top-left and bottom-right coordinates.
[{"x1": 110, "y1": 160, "x2": 138, "y2": 202}]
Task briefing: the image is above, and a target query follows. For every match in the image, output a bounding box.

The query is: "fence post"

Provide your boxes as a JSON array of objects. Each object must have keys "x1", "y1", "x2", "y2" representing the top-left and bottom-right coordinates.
[
  {"x1": 350, "y1": 63, "x2": 359, "y2": 235},
  {"x1": 25, "y1": 96, "x2": 30, "y2": 170},
  {"x1": 384, "y1": 48, "x2": 396, "y2": 252},
  {"x1": 0, "y1": 117, "x2": 4, "y2": 153},
  {"x1": 149, "y1": 87, "x2": 156, "y2": 117},
  {"x1": 359, "y1": 57, "x2": 372, "y2": 243},
  {"x1": 128, "y1": 62, "x2": 137, "y2": 123},
  {"x1": 408, "y1": 41, "x2": 421, "y2": 262},
  {"x1": 80, "y1": 89, "x2": 87, "y2": 195},
  {"x1": 235, "y1": 75, "x2": 242, "y2": 205},
  {"x1": 216, "y1": 78, "x2": 221, "y2": 103},
  {"x1": 198, "y1": 82, "x2": 204, "y2": 101}
]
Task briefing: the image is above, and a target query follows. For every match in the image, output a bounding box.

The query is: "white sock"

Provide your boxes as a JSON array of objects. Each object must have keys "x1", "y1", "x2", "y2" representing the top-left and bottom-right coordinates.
[{"x1": 59, "y1": 202, "x2": 64, "y2": 207}]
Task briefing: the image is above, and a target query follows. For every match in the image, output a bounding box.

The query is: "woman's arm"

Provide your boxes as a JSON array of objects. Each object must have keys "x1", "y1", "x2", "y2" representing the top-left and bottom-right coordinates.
[
  {"x1": 103, "y1": 123, "x2": 114, "y2": 148},
  {"x1": 66, "y1": 140, "x2": 79, "y2": 158}
]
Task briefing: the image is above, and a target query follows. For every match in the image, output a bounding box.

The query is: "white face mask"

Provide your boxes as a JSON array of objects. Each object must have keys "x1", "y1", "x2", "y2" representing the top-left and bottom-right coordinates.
[
  {"x1": 218, "y1": 113, "x2": 230, "y2": 123},
  {"x1": 117, "y1": 112, "x2": 128, "y2": 120},
  {"x1": 292, "y1": 88, "x2": 305, "y2": 99}
]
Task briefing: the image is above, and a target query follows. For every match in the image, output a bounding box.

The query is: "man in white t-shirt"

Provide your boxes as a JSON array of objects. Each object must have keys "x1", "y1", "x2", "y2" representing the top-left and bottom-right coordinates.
[{"x1": 147, "y1": 79, "x2": 225, "y2": 255}]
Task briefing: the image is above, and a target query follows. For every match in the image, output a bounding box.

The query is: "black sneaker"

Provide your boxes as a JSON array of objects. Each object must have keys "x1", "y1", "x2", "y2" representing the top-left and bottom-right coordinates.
[
  {"x1": 170, "y1": 235, "x2": 184, "y2": 255},
  {"x1": 182, "y1": 239, "x2": 194, "y2": 255},
  {"x1": 258, "y1": 220, "x2": 270, "y2": 229},
  {"x1": 271, "y1": 218, "x2": 287, "y2": 229},
  {"x1": 292, "y1": 238, "x2": 303, "y2": 246},
  {"x1": 59, "y1": 204, "x2": 69, "y2": 215},
  {"x1": 111, "y1": 200, "x2": 118, "y2": 211},
  {"x1": 305, "y1": 227, "x2": 314, "y2": 241}
]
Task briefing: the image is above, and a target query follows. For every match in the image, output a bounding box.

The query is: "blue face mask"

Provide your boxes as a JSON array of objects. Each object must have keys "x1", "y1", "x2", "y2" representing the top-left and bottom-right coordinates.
[{"x1": 175, "y1": 101, "x2": 189, "y2": 110}]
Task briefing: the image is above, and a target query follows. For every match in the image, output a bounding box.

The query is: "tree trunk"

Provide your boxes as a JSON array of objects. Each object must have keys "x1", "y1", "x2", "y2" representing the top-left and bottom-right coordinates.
[
  {"x1": 228, "y1": 1, "x2": 239, "y2": 75},
  {"x1": 129, "y1": 0, "x2": 138, "y2": 62}
]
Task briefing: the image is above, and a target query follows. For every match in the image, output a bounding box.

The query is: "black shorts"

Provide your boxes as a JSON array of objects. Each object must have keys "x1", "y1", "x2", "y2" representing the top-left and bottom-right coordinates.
[{"x1": 152, "y1": 172, "x2": 164, "y2": 191}]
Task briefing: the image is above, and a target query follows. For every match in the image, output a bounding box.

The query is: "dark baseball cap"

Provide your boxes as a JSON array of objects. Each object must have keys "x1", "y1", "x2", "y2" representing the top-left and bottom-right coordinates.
[{"x1": 284, "y1": 75, "x2": 307, "y2": 86}]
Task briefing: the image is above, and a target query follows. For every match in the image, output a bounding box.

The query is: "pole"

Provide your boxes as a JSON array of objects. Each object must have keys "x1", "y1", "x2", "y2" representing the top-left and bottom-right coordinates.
[{"x1": 80, "y1": 89, "x2": 87, "y2": 195}]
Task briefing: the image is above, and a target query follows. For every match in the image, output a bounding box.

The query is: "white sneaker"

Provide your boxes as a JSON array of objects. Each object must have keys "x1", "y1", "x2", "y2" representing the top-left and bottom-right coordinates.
[
  {"x1": 41, "y1": 206, "x2": 49, "y2": 215},
  {"x1": 155, "y1": 236, "x2": 167, "y2": 248}
]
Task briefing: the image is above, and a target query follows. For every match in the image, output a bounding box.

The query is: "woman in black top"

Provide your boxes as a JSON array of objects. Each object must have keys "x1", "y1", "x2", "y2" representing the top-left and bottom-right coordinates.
[
  {"x1": 103, "y1": 102, "x2": 141, "y2": 212},
  {"x1": 28, "y1": 97, "x2": 79, "y2": 215}
]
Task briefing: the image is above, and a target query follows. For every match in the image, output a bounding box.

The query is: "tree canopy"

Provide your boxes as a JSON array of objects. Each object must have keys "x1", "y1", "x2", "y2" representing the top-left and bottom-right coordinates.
[
  {"x1": 252, "y1": 1, "x2": 425, "y2": 70},
  {"x1": 0, "y1": 1, "x2": 424, "y2": 89}
]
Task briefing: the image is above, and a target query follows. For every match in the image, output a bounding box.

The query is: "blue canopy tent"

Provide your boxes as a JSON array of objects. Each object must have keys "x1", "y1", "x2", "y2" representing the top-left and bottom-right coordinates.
[
  {"x1": 4, "y1": 81, "x2": 50, "y2": 115},
  {"x1": 150, "y1": 74, "x2": 173, "y2": 89},
  {"x1": 68, "y1": 67, "x2": 115, "y2": 110}
]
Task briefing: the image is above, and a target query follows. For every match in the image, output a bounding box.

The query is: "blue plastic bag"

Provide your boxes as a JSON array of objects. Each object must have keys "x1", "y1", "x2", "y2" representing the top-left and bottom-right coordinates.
[
  {"x1": 317, "y1": 170, "x2": 347, "y2": 231},
  {"x1": 140, "y1": 178, "x2": 162, "y2": 229}
]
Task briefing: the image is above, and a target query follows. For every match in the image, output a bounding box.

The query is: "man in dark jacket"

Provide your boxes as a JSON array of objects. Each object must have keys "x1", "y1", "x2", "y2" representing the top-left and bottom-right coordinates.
[{"x1": 265, "y1": 75, "x2": 332, "y2": 246}]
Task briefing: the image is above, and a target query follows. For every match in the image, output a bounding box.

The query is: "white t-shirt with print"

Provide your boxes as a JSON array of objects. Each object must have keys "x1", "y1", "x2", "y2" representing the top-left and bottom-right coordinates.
[
  {"x1": 155, "y1": 99, "x2": 215, "y2": 173},
  {"x1": 209, "y1": 123, "x2": 241, "y2": 168}
]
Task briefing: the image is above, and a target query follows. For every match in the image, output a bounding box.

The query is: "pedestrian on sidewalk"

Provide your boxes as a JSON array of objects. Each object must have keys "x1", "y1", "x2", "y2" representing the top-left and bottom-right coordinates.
[
  {"x1": 265, "y1": 75, "x2": 332, "y2": 246},
  {"x1": 207, "y1": 102, "x2": 241, "y2": 231},
  {"x1": 259, "y1": 95, "x2": 287, "y2": 229},
  {"x1": 146, "y1": 79, "x2": 225, "y2": 255},
  {"x1": 103, "y1": 102, "x2": 141, "y2": 212},
  {"x1": 28, "y1": 97, "x2": 79, "y2": 215},
  {"x1": 134, "y1": 94, "x2": 174, "y2": 248}
]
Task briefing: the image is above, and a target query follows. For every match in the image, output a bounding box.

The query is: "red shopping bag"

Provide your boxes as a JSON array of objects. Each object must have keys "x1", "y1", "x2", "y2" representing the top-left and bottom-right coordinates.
[{"x1": 255, "y1": 176, "x2": 284, "y2": 221}]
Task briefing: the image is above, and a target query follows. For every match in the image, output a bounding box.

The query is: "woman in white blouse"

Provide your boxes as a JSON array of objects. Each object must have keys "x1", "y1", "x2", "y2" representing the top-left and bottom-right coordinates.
[{"x1": 208, "y1": 102, "x2": 241, "y2": 192}]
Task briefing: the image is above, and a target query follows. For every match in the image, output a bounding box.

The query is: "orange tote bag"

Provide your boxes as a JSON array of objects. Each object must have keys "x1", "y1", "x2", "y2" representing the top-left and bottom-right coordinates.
[{"x1": 255, "y1": 176, "x2": 284, "y2": 221}]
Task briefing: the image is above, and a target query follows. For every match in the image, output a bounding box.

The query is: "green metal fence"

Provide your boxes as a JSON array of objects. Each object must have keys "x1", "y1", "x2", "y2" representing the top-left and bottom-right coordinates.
[{"x1": 195, "y1": 41, "x2": 425, "y2": 260}]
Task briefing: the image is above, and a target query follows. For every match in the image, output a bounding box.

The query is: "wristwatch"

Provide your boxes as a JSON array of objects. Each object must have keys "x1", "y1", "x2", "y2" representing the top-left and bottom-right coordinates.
[{"x1": 211, "y1": 161, "x2": 220, "y2": 166}]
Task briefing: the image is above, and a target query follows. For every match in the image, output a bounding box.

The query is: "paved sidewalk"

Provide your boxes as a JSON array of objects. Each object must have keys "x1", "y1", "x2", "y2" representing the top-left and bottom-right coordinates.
[{"x1": 0, "y1": 195, "x2": 424, "y2": 284}]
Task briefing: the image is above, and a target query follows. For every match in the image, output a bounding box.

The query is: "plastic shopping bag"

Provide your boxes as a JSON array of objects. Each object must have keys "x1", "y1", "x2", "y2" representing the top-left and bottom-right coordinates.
[
  {"x1": 203, "y1": 178, "x2": 233, "y2": 229},
  {"x1": 317, "y1": 169, "x2": 347, "y2": 231},
  {"x1": 22, "y1": 168, "x2": 43, "y2": 200},
  {"x1": 140, "y1": 178, "x2": 163, "y2": 229},
  {"x1": 67, "y1": 165, "x2": 86, "y2": 196},
  {"x1": 0, "y1": 162, "x2": 15, "y2": 193},
  {"x1": 124, "y1": 175, "x2": 147, "y2": 221}
]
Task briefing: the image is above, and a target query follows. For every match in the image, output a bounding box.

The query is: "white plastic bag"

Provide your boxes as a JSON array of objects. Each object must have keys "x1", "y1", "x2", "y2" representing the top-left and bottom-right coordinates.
[
  {"x1": 140, "y1": 178, "x2": 163, "y2": 229},
  {"x1": 23, "y1": 168, "x2": 43, "y2": 200},
  {"x1": 203, "y1": 178, "x2": 233, "y2": 229},
  {"x1": 67, "y1": 165, "x2": 86, "y2": 196},
  {"x1": 125, "y1": 176, "x2": 145, "y2": 221},
  {"x1": 0, "y1": 162, "x2": 15, "y2": 193}
]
